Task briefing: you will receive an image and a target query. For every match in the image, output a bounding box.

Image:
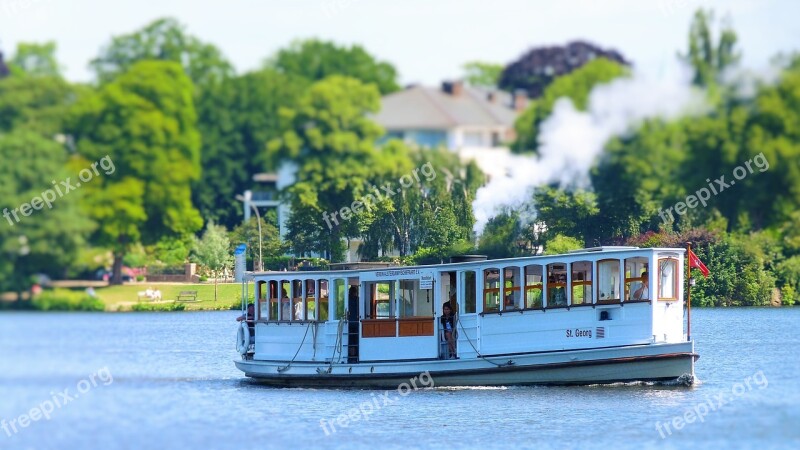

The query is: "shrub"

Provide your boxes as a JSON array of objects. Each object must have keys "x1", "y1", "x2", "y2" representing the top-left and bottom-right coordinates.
[
  {"x1": 131, "y1": 302, "x2": 186, "y2": 312},
  {"x1": 31, "y1": 289, "x2": 105, "y2": 311},
  {"x1": 198, "y1": 276, "x2": 208, "y2": 282},
  {"x1": 781, "y1": 285, "x2": 797, "y2": 306},
  {"x1": 136, "y1": 275, "x2": 145, "y2": 282}
]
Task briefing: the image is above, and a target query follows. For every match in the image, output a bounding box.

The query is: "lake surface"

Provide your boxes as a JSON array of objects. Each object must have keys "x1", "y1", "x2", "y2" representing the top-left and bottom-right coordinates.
[{"x1": 0, "y1": 308, "x2": 798, "y2": 449}]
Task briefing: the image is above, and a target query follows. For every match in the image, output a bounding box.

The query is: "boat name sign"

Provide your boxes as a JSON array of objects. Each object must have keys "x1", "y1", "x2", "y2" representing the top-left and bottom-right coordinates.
[{"x1": 566, "y1": 328, "x2": 593, "y2": 338}]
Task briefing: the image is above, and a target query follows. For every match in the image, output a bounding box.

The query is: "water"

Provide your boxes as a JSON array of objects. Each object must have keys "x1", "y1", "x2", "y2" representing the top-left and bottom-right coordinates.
[{"x1": 0, "y1": 309, "x2": 798, "y2": 450}]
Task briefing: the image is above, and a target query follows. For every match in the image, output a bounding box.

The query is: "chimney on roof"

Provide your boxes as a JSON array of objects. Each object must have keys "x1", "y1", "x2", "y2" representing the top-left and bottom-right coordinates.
[
  {"x1": 442, "y1": 80, "x2": 464, "y2": 96},
  {"x1": 512, "y1": 89, "x2": 528, "y2": 112}
]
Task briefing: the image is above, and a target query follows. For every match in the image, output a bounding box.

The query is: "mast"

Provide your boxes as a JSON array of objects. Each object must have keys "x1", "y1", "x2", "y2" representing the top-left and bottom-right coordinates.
[{"x1": 686, "y1": 241, "x2": 692, "y2": 342}]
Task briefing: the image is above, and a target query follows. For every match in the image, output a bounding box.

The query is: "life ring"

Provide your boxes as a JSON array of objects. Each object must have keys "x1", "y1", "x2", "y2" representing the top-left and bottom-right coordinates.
[{"x1": 236, "y1": 322, "x2": 251, "y2": 355}]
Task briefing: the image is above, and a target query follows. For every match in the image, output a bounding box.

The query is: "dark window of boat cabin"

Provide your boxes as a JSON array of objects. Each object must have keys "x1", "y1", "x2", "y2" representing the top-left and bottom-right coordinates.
[
  {"x1": 502, "y1": 267, "x2": 521, "y2": 311},
  {"x1": 546, "y1": 263, "x2": 567, "y2": 307},
  {"x1": 524, "y1": 265, "x2": 544, "y2": 308},
  {"x1": 597, "y1": 259, "x2": 621, "y2": 303},
  {"x1": 305, "y1": 279, "x2": 317, "y2": 320},
  {"x1": 483, "y1": 268, "x2": 500, "y2": 312},
  {"x1": 333, "y1": 278, "x2": 346, "y2": 320},
  {"x1": 268, "y1": 280, "x2": 279, "y2": 321},
  {"x1": 658, "y1": 258, "x2": 678, "y2": 301},
  {"x1": 571, "y1": 261, "x2": 592, "y2": 305},
  {"x1": 461, "y1": 271, "x2": 477, "y2": 313},
  {"x1": 280, "y1": 280, "x2": 291, "y2": 320},
  {"x1": 319, "y1": 280, "x2": 329, "y2": 321},
  {"x1": 624, "y1": 257, "x2": 648, "y2": 301}
]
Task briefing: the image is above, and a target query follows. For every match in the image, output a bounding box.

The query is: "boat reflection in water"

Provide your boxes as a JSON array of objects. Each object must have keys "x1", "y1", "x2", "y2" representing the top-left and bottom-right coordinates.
[{"x1": 234, "y1": 247, "x2": 697, "y2": 387}]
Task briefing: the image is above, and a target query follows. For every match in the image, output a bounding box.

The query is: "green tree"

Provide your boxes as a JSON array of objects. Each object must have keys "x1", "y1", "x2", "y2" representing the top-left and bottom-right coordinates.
[
  {"x1": 69, "y1": 61, "x2": 202, "y2": 283},
  {"x1": 229, "y1": 215, "x2": 287, "y2": 270},
  {"x1": 0, "y1": 130, "x2": 93, "y2": 298},
  {"x1": 10, "y1": 42, "x2": 62, "y2": 78},
  {"x1": 267, "y1": 39, "x2": 399, "y2": 94},
  {"x1": 533, "y1": 186, "x2": 599, "y2": 245},
  {"x1": 193, "y1": 69, "x2": 305, "y2": 228},
  {"x1": 544, "y1": 234, "x2": 584, "y2": 255},
  {"x1": 267, "y1": 75, "x2": 384, "y2": 260},
  {"x1": 513, "y1": 58, "x2": 628, "y2": 153},
  {"x1": 478, "y1": 209, "x2": 523, "y2": 258},
  {"x1": 193, "y1": 221, "x2": 231, "y2": 301},
  {"x1": 90, "y1": 17, "x2": 233, "y2": 88},
  {"x1": 0, "y1": 71, "x2": 82, "y2": 136},
  {"x1": 680, "y1": 9, "x2": 740, "y2": 88},
  {"x1": 462, "y1": 61, "x2": 503, "y2": 87}
]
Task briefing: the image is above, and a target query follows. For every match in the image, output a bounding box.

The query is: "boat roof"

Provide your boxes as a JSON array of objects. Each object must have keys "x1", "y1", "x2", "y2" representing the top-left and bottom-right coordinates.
[{"x1": 245, "y1": 247, "x2": 685, "y2": 280}]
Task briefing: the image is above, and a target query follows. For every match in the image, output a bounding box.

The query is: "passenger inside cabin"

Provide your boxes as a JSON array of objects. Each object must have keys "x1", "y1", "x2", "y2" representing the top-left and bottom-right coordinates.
[
  {"x1": 440, "y1": 303, "x2": 456, "y2": 358},
  {"x1": 633, "y1": 271, "x2": 649, "y2": 300}
]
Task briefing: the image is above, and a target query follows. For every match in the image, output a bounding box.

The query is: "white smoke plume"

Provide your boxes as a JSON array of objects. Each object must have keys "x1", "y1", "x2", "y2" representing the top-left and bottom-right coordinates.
[{"x1": 470, "y1": 63, "x2": 707, "y2": 234}]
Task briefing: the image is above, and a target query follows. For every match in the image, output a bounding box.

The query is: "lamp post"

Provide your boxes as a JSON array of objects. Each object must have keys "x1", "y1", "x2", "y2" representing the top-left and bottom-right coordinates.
[{"x1": 236, "y1": 192, "x2": 262, "y2": 272}]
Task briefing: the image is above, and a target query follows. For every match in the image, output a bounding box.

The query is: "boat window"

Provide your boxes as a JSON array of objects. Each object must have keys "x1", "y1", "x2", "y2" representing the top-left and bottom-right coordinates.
[
  {"x1": 461, "y1": 271, "x2": 477, "y2": 313},
  {"x1": 658, "y1": 258, "x2": 678, "y2": 301},
  {"x1": 268, "y1": 280, "x2": 279, "y2": 320},
  {"x1": 291, "y1": 279, "x2": 303, "y2": 321},
  {"x1": 305, "y1": 279, "x2": 316, "y2": 321},
  {"x1": 524, "y1": 265, "x2": 544, "y2": 309},
  {"x1": 503, "y1": 267, "x2": 522, "y2": 311},
  {"x1": 333, "y1": 278, "x2": 346, "y2": 320},
  {"x1": 571, "y1": 261, "x2": 592, "y2": 305},
  {"x1": 597, "y1": 259, "x2": 621, "y2": 303},
  {"x1": 483, "y1": 268, "x2": 500, "y2": 313},
  {"x1": 625, "y1": 257, "x2": 649, "y2": 301},
  {"x1": 366, "y1": 281, "x2": 395, "y2": 319},
  {"x1": 399, "y1": 279, "x2": 432, "y2": 317},
  {"x1": 546, "y1": 263, "x2": 568, "y2": 307},
  {"x1": 279, "y1": 280, "x2": 291, "y2": 320},
  {"x1": 319, "y1": 280, "x2": 329, "y2": 321},
  {"x1": 256, "y1": 281, "x2": 266, "y2": 320}
]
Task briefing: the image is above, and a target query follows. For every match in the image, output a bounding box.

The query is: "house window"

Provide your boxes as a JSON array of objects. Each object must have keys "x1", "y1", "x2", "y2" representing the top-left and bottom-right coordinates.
[
  {"x1": 546, "y1": 263, "x2": 568, "y2": 307},
  {"x1": 524, "y1": 265, "x2": 544, "y2": 309},
  {"x1": 658, "y1": 259, "x2": 678, "y2": 301},
  {"x1": 597, "y1": 259, "x2": 621, "y2": 303},
  {"x1": 571, "y1": 261, "x2": 592, "y2": 305},
  {"x1": 463, "y1": 131, "x2": 484, "y2": 147},
  {"x1": 483, "y1": 268, "x2": 500, "y2": 312}
]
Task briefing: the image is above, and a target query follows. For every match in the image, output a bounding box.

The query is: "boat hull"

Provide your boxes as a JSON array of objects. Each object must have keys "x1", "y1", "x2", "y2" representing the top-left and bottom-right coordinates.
[{"x1": 234, "y1": 341, "x2": 697, "y2": 388}]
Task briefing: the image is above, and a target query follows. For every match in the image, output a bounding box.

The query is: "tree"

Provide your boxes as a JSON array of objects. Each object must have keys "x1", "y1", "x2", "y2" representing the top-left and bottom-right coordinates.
[
  {"x1": 10, "y1": 42, "x2": 62, "y2": 78},
  {"x1": 0, "y1": 70, "x2": 83, "y2": 136},
  {"x1": 90, "y1": 17, "x2": 233, "y2": 89},
  {"x1": 193, "y1": 221, "x2": 231, "y2": 301},
  {"x1": 266, "y1": 75, "x2": 384, "y2": 260},
  {"x1": 462, "y1": 61, "x2": 503, "y2": 87},
  {"x1": 543, "y1": 234, "x2": 584, "y2": 255},
  {"x1": 0, "y1": 130, "x2": 93, "y2": 298},
  {"x1": 267, "y1": 39, "x2": 400, "y2": 94},
  {"x1": 533, "y1": 186, "x2": 599, "y2": 245},
  {"x1": 499, "y1": 40, "x2": 629, "y2": 98},
  {"x1": 680, "y1": 9, "x2": 740, "y2": 88},
  {"x1": 478, "y1": 210, "x2": 523, "y2": 258},
  {"x1": 229, "y1": 215, "x2": 287, "y2": 270},
  {"x1": 513, "y1": 57, "x2": 628, "y2": 152},
  {"x1": 69, "y1": 60, "x2": 203, "y2": 283},
  {"x1": 193, "y1": 69, "x2": 305, "y2": 228}
]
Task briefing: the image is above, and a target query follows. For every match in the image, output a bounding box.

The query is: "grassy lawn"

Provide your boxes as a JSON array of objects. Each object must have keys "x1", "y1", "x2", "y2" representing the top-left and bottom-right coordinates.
[{"x1": 93, "y1": 282, "x2": 254, "y2": 311}]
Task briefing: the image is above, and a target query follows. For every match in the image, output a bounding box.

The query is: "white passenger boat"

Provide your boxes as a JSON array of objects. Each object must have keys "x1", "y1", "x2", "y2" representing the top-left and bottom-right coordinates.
[{"x1": 234, "y1": 247, "x2": 698, "y2": 387}]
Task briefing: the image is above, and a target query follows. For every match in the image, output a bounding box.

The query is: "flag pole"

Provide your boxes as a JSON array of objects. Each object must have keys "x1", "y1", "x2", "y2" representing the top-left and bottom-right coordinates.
[{"x1": 686, "y1": 241, "x2": 692, "y2": 342}]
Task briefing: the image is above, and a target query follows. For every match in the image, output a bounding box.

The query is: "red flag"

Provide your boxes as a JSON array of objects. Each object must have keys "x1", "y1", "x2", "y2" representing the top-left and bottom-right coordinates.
[{"x1": 688, "y1": 249, "x2": 710, "y2": 277}]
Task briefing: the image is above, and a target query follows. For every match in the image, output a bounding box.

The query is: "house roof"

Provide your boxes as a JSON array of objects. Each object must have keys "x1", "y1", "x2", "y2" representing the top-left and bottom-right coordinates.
[{"x1": 373, "y1": 83, "x2": 520, "y2": 131}]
